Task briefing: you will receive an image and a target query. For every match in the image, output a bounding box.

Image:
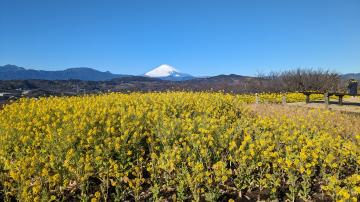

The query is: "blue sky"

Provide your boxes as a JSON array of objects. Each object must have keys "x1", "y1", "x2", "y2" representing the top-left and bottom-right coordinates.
[{"x1": 0, "y1": 0, "x2": 359, "y2": 76}]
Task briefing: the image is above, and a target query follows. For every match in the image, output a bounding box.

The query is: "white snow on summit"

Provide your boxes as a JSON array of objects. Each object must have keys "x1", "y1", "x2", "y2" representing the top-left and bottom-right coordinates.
[{"x1": 145, "y1": 64, "x2": 179, "y2": 77}]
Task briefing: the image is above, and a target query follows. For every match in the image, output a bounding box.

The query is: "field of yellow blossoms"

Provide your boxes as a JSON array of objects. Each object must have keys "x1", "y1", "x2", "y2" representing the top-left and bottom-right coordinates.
[{"x1": 0, "y1": 92, "x2": 359, "y2": 201}]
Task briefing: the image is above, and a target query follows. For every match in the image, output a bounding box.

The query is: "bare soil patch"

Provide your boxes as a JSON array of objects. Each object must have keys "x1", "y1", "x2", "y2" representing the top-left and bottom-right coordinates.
[{"x1": 287, "y1": 96, "x2": 360, "y2": 114}]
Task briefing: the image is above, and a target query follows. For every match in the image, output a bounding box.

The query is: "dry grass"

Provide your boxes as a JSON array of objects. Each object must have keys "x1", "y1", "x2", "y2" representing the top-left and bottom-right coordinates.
[
  {"x1": 249, "y1": 103, "x2": 360, "y2": 137},
  {"x1": 287, "y1": 96, "x2": 360, "y2": 114}
]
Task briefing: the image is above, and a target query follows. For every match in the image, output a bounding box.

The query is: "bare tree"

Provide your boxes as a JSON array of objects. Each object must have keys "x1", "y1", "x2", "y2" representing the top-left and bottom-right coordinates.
[{"x1": 280, "y1": 68, "x2": 340, "y2": 92}]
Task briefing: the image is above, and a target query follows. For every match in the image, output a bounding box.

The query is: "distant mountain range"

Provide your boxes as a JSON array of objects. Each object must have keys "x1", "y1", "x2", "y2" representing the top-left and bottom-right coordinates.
[
  {"x1": 0, "y1": 64, "x2": 359, "y2": 81},
  {"x1": 0, "y1": 64, "x2": 194, "y2": 81},
  {"x1": 1, "y1": 64, "x2": 359, "y2": 100},
  {"x1": 341, "y1": 73, "x2": 360, "y2": 81},
  {"x1": 0, "y1": 64, "x2": 127, "y2": 81}
]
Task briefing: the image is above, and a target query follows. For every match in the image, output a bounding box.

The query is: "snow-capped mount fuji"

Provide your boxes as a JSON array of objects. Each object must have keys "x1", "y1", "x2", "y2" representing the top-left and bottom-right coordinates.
[{"x1": 144, "y1": 64, "x2": 194, "y2": 81}]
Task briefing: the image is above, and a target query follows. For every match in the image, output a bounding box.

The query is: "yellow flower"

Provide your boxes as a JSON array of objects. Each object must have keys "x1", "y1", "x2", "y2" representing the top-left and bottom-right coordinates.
[
  {"x1": 338, "y1": 189, "x2": 350, "y2": 199},
  {"x1": 0, "y1": 92, "x2": 358, "y2": 201},
  {"x1": 94, "y1": 191, "x2": 101, "y2": 198}
]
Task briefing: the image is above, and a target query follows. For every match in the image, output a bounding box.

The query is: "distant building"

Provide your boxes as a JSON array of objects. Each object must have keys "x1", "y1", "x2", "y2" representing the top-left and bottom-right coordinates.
[{"x1": 0, "y1": 91, "x2": 23, "y2": 100}]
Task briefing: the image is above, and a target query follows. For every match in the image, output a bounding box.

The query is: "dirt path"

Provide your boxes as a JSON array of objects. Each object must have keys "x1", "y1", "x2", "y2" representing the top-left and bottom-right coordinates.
[{"x1": 287, "y1": 96, "x2": 360, "y2": 114}]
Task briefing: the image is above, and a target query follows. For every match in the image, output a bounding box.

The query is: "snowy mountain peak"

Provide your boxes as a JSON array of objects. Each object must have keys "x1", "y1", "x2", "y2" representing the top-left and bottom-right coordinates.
[
  {"x1": 145, "y1": 64, "x2": 179, "y2": 77},
  {"x1": 144, "y1": 64, "x2": 194, "y2": 81}
]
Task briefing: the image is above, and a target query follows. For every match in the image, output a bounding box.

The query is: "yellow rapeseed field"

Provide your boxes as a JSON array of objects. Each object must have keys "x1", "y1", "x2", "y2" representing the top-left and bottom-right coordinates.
[{"x1": 0, "y1": 92, "x2": 359, "y2": 201}]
